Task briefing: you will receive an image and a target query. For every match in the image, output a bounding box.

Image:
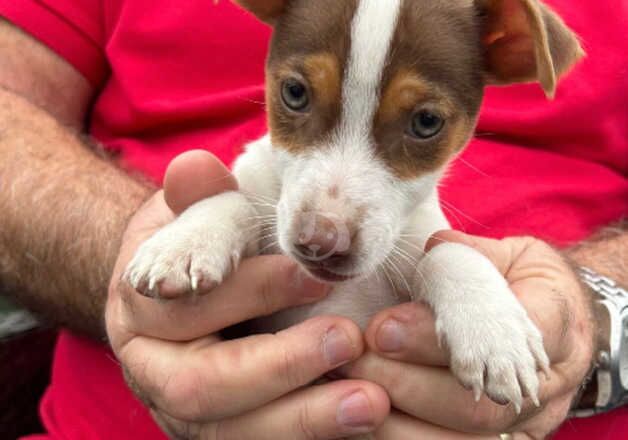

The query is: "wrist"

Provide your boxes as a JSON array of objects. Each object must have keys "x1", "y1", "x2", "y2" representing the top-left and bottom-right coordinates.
[
  {"x1": 560, "y1": 256, "x2": 600, "y2": 409},
  {"x1": 570, "y1": 267, "x2": 628, "y2": 417}
]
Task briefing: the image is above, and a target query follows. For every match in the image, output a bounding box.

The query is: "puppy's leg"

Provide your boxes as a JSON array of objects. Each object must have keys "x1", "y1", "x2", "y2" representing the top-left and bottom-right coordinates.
[
  {"x1": 124, "y1": 137, "x2": 280, "y2": 298},
  {"x1": 124, "y1": 191, "x2": 258, "y2": 298},
  {"x1": 414, "y1": 243, "x2": 550, "y2": 413}
]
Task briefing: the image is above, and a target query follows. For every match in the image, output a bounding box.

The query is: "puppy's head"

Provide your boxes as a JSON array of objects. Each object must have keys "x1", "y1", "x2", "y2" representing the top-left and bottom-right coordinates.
[{"x1": 235, "y1": 0, "x2": 583, "y2": 282}]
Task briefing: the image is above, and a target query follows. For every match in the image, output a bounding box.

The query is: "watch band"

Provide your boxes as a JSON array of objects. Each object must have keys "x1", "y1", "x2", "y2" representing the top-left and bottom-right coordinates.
[
  {"x1": 570, "y1": 267, "x2": 628, "y2": 418},
  {"x1": 580, "y1": 267, "x2": 628, "y2": 301}
]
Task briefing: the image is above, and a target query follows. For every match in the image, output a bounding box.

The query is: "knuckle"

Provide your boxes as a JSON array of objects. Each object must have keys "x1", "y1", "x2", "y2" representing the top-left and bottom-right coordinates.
[
  {"x1": 310, "y1": 314, "x2": 356, "y2": 333},
  {"x1": 252, "y1": 257, "x2": 291, "y2": 314},
  {"x1": 296, "y1": 399, "x2": 320, "y2": 440},
  {"x1": 122, "y1": 366, "x2": 155, "y2": 409},
  {"x1": 161, "y1": 366, "x2": 219, "y2": 422},
  {"x1": 274, "y1": 336, "x2": 308, "y2": 390},
  {"x1": 156, "y1": 413, "x2": 201, "y2": 440},
  {"x1": 258, "y1": 271, "x2": 280, "y2": 315},
  {"x1": 204, "y1": 420, "x2": 225, "y2": 440},
  {"x1": 467, "y1": 402, "x2": 513, "y2": 433},
  {"x1": 382, "y1": 364, "x2": 406, "y2": 398}
]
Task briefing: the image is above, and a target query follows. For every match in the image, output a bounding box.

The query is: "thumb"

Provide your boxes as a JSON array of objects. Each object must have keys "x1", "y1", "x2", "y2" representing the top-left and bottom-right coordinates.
[
  {"x1": 425, "y1": 230, "x2": 515, "y2": 276},
  {"x1": 163, "y1": 150, "x2": 238, "y2": 215}
]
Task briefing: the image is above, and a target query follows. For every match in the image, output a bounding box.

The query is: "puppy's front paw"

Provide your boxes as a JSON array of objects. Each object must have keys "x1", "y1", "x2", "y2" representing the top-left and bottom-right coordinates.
[
  {"x1": 124, "y1": 219, "x2": 247, "y2": 299},
  {"x1": 417, "y1": 243, "x2": 550, "y2": 413},
  {"x1": 441, "y1": 301, "x2": 549, "y2": 413}
]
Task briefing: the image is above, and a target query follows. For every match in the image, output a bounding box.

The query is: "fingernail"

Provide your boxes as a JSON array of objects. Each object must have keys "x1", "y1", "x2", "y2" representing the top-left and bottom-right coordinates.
[
  {"x1": 323, "y1": 327, "x2": 355, "y2": 366},
  {"x1": 337, "y1": 391, "x2": 373, "y2": 431},
  {"x1": 376, "y1": 319, "x2": 406, "y2": 353}
]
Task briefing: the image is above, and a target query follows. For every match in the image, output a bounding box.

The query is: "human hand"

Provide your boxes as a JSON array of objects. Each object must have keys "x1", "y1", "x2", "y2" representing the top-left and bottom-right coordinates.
[
  {"x1": 105, "y1": 150, "x2": 390, "y2": 439},
  {"x1": 342, "y1": 231, "x2": 595, "y2": 439}
]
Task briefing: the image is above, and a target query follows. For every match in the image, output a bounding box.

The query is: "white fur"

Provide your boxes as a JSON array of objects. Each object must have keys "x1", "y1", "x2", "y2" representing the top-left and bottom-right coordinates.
[
  {"x1": 125, "y1": 0, "x2": 549, "y2": 413},
  {"x1": 341, "y1": 0, "x2": 402, "y2": 140},
  {"x1": 415, "y1": 242, "x2": 549, "y2": 413},
  {"x1": 125, "y1": 191, "x2": 259, "y2": 294},
  {"x1": 275, "y1": 0, "x2": 429, "y2": 276},
  {"x1": 125, "y1": 137, "x2": 549, "y2": 411}
]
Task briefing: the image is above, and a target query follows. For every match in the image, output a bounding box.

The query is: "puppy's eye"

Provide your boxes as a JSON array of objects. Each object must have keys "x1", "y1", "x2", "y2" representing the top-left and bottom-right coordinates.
[
  {"x1": 281, "y1": 79, "x2": 309, "y2": 112},
  {"x1": 409, "y1": 110, "x2": 444, "y2": 139}
]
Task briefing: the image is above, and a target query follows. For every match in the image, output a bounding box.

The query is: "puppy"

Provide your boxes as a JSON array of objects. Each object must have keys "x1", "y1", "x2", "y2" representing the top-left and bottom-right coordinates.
[{"x1": 125, "y1": 0, "x2": 583, "y2": 414}]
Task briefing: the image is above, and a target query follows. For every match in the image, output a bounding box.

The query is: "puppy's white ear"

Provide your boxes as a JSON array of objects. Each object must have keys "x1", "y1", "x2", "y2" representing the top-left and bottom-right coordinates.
[
  {"x1": 232, "y1": 0, "x2": 289, "y2": 24},
  {"x1": 477, "y1": 0, "x2": 584, "y2": 98}
]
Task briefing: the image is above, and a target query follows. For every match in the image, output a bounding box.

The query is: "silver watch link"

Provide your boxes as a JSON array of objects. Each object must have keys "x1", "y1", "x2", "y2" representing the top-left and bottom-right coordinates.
[{"x1": 570, "y1": 267, "x2": 628, "y2": 418}]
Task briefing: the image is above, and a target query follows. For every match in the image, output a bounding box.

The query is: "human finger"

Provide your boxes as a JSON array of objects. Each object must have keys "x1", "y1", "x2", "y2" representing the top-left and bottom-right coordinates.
[
  {"x1": 163, "y1": 149, "x2": 238, "y2": 215},
  {"x1": 200, "y1": 380, "x2": 390, "y2": 440},
  {"x1": 344, "y1": 353, "x2": 563, "y2": 434},
  {"x1": 374, "y1": 410, "x2": 496, "y2": 440},
  {"x1": 113, "y1": 255, "x2": 329, "y2": 341},
  {"x1": 119, "y1": 315, "x2": 365, "y2": 423},
  {"x1": 364, "y1": 301, "x2": 448, "y2": 366}
]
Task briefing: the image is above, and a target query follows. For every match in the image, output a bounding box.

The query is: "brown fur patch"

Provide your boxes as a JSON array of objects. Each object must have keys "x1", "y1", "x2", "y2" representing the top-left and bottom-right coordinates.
[
  {"x1": 303, "y1": 53, "x2": 342, "y2": 110},
  {"x1": 266, "y1": 52, "x2": 344, "y2": 153},
  {"x1": 265, "y1": 0, "x2": 486, "y2": 178},
  {"x1": 377, "y1": 69, "x2": 431, "y2": 125},
  {"x1": 233, "y1": 0, "x2": 288, "y2": 23},
  {"x1": 266, "y1": 0, "x2": 357, "y2": 153},
  {"x1": 480, "y1": 0, "x2": 584, "y2": 97},
  {"x1": 373, "y1": 0, "x2": 485, "y2": 179},
  {"x1": 374, "y1": 106, "x2": 475, "y2": 180}
]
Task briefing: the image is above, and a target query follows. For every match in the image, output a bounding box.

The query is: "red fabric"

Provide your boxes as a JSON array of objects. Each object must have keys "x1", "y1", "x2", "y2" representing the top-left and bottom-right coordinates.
[
  {"x1": 1, "y1": 0, "x2": 626, "y2": 438},
  {"x1": 0, "y1": 0, "x2": 107, "y2": 87}
]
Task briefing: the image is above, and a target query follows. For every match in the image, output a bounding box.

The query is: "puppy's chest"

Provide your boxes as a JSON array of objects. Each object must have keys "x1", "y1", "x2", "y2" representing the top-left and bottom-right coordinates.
[
  {"x1": 301, "y1": 277, "x2": 409, "y2": 330},
  {"x1": 253, "y1": 251, "x2": 409, "y2": 332},
  {"x1": 253, "y1": 212, "x2": 419, "y2": 332}
]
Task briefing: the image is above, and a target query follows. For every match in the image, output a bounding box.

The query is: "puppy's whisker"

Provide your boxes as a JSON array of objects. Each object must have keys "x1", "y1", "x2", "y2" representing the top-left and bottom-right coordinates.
[
  {"x1": 240, "y1": 190, "x2": 279, "y2": 205},
  {"x1": 398, "y1": 234, "x2": 450, "y2": 247},
  {"x1": 396, "y1": 236, "x2": 428, "y2": 254},
  {"x1": 440, "y1": 204, "x2": 465, "y2": 230},
  {"x1": 249, "y1": 232, "x2": 278, "y2": 247},
  {"x1": 440, "y1": 199, "x2": 489, "y2": 230},
  {"x1": 246, "y1": 201, "x2": 278, "y2": 210},
  {"x1": 392, "y1": 245, "x2": 419, "y2": 267},
  {"x1": 241, "y1": 192, "x2": 278, "y2": 205},
  {"x1": 379, "y1": 262, "x2": 397, "y2": 295},
  {"x1": 457, "y1": 157, "x2": 490, "y2": 177},
  {"x1": 393, "y1": 245, "x2": 430, "y2": 299},
  {"x1": 384, "y1": 254, "x2": 411, "y2": 297},
  {"x1": 258, "y1": 240, "x2": 279, "y2": 255},
  {"x1": 241, "y1": 221, "x2": 277, "y2": 231},
  {"x1": 373, "y1": 266, "x2": 383, "y2": 286},
  {"x1": 397, "y1": 237, "x2": 451, "y2": 279},
  {"x1": 241, "y1": 225, "x2": 276, "y2": 239},
  {"x1": 382, "y1": 260, "x2": 407, "y2": 302},
  {"x1": 412, "y1": 267, "x2": 429, "y2": 301},
  {"x1": 245, "y1": 215, "x2": 277, "y2": 223}
]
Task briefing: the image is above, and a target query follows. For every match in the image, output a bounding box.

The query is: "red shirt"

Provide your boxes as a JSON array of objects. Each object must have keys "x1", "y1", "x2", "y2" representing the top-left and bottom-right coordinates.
[{"x1": 1, "y1": 1, "x2": 626, "y2": 439}]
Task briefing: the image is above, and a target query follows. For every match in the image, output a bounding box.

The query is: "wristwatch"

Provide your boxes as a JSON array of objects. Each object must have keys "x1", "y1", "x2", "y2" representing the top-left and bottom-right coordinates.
[{"x1": 570, "y1": 267, "x2": 628, "y2": 418}]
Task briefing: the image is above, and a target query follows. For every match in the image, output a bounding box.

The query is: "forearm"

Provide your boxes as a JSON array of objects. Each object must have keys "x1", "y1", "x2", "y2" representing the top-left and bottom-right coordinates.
[{"x1": 0, "y1": 88, "x2": 152, "y2": 338}]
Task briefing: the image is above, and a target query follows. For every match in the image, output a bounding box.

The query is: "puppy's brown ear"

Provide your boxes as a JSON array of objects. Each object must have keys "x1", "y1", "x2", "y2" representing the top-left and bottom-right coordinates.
[
  {"x1": 232, "y1": 0, "x2": 289, "y2": 24},
  {"x1": 478, "y1": 0, "x2": 584, "y2": 98}
]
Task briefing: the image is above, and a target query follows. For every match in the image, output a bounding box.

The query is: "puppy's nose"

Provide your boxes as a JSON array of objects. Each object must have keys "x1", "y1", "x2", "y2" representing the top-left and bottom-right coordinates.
[{"x1": 293, "y1": 212, "x2": 354, "y2": 264}]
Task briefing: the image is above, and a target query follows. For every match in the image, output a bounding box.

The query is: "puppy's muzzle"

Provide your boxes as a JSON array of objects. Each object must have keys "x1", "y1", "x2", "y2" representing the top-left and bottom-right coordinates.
[{"x1": 291, "y1": 211, "x2": 356, "y2": 276}]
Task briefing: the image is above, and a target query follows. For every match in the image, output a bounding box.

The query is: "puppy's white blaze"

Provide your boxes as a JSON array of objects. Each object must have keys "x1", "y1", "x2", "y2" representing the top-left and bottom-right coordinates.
[{"x1": 341, "y1": 0, "x2": 403, "y2": 145}]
